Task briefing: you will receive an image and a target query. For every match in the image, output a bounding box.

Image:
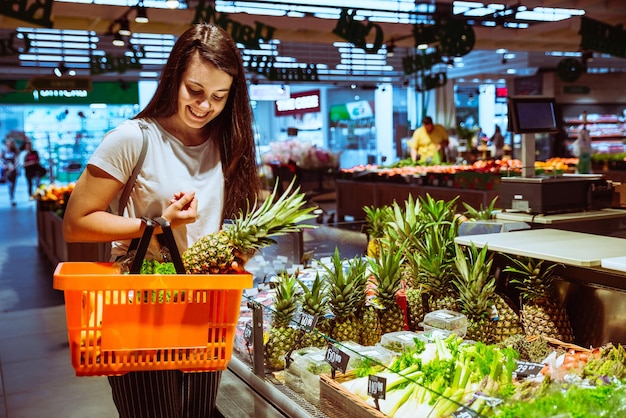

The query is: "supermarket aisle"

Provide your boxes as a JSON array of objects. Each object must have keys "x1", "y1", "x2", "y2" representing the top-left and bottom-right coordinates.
[{"x1": 0, "y1": 179, "x2": 367, "y2": 418}]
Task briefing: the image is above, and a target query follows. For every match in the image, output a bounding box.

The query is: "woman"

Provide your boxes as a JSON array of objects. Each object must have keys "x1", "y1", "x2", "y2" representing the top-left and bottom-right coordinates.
[
  {"x1": 2, "y1": 139, "x2": 19, "y2": 206},
  {"x1": 489, "y1": 125, "x2": 505, "y2": 159},
  {"x1": 63, "y1": 24, "x2": 260, "y2": 418},
  {"x1": 21, "y1": 141, "x2": 45, "y2": 196}
]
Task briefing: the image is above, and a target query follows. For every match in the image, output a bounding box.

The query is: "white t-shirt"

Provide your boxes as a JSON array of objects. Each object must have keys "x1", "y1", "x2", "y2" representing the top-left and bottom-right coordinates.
[{"x1": 88, "y1": 117, "x2": 224, "y2": 258}]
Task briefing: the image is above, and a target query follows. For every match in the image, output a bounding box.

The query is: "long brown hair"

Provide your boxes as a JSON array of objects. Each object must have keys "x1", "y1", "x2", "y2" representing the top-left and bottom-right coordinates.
[{"x1": 136, "y1": 23, "x2": 260, "y2": 219}]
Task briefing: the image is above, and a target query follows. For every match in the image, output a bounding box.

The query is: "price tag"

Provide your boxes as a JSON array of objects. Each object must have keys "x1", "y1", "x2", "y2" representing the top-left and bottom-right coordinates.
[
  {"x1": 514, "y1": 360, "x2": 545, "y2": 379},
  {"x1": 325, "y1": 344, "x2": 349, "y2": 374},
  {"x1": 452, "y1": 408, "x2": 479, "y2": 418},
  {"x1": 243, "y1": 322, "x2": 253, "y2": 345},
  {"x1": 367, "y1": 375, "x2": 387, "y2": 400},
  {"x1": 298, "y1": 312, "x2": 318, "y2": 331}
]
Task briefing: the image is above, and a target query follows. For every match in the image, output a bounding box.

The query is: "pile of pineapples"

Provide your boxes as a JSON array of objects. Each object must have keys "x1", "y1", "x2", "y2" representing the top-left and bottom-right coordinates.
[{"x1": 363, "y1": 193, "x2": 574, "y2": 345}]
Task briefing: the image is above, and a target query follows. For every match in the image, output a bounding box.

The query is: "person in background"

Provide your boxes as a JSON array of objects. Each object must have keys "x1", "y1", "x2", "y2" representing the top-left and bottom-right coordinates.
[
  {"x1": 21, "y1": 141, "x2": 44, "y2": 197},
  {"x1": 489, "y1": 125, "x2": 505, "y2": 159},
  {"x1": 573, "y1": 123, "x2": 593, "y2": 174},
  {"x1": 62, "y1": 23, "x2": 260, "y2": 418},
  {"x1": 1, "y1": 139, "x2": 19, "y2": 206},
  {"x1": 407, "y1": 115, "x2": 449, "y2": 163}
]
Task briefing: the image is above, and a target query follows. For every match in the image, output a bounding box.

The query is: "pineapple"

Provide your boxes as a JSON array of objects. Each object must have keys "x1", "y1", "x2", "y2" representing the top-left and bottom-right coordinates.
[
  {"x1": 296, "y1": 273, "x2": 330, "y2": 349},
  {"x1": 503, "y1": 256, "x2": 575, "y2": 343},
  {"x1": 462, "y1": 196, "x2": 499, "y2": 220},
  {"x1": 351, "y1": 255, "x2": 382, "y2": 346},
  {"x1": 363, "y1": 204, "x2": 391, "y2": 258},
  {"x1": 491, "y1": 293, "x2": 524, "y2": 344},
  {"x1": 183, "y1": 179, "x2": 317, "y2": 274},
  {"x1": 321, "y1": 248, "x2": 362, "y2": 343},
  {"x1": 385, "y1": 194, "x2": 422, "y2": 253},
  {"x1": 265, "y1": 271, "x2": 299, "y2": 369},
  {"x1": 453, "y1": 243, "x2": 497, "y2": 343},
  {"x1": 399, "y1": 250, "x2": 426, "y2": 332},
  {"x1": 369, "y1": 240, "x2": 406, "y2": 335},
  {"x1": 417, "y1": 226, "x2": 460, "y2": 312}
]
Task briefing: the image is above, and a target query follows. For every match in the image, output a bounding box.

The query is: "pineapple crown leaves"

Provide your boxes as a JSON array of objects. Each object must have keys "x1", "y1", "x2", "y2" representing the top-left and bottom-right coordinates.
[
  {"x1": 368, "y1": 239, "x2": 406, "y2": 303},
  {"x1": 418, "y1": 194, "x2": 459, "y2": 225},
  {"x1": 272, "y1": 271, "x2": 301, "y2": 326},
  {"x1": 502, "y1": 255, "x2": 562, "y2": 302},
  {"x1": 416, "y1": 228, "x2": 458, "y2": 294},
  {"x1": 228, "y1": 178, "x2": 318, "y2": 252},
  {"x1": 296, "y1": 272, "x2": 329, "y2": 317},
  {"x1": 319, "y1": 248, "x2": 362, "y2": 316},
  {"x1": 462, "y1": 196, "x2": 499, "y2": 221},
  {"x1": 386, "y1": 195, "x2": 423, "y2": 249},
  {"x1": 363, "y1": 204, "x2": 392, "y2": 239},
  {"x1": 453, "y1": 243, "x2": 497, "y2": 317}
]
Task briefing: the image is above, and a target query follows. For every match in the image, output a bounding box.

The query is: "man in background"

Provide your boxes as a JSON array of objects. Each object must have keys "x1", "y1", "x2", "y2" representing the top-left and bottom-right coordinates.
[{"x1": 407, "y1": 116, "x2": 449, "y2": 164}]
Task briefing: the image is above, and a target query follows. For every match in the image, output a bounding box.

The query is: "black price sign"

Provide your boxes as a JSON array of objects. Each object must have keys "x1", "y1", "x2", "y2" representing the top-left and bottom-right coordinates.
[
  {"x1": 367, "y1": 375, "x2": 387, "y2": 400},
  {"x1": 325, "y1": 344, "x2": 349, "y2": 374},
  {"x1": 514, "y1": 360, "x2": 545, "y2": 379},
  {"x1": 452, "y1": 408, "x2": 479, "y2": 418},
  {"x1": 298, "y1": 312, "x2": 318, "y2": 331},
  {"x1": 243, "y1": 322, "x2": 253, "y2": 345}
]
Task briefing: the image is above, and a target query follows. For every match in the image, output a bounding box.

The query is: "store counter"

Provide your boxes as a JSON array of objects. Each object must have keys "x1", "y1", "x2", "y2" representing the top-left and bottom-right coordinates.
[
  {"x1": 455, "y1": 228, "x2": 626, "y2": 268},
  {"x1": 495, "y1": 208, "x2": 626, "y2": 236}
]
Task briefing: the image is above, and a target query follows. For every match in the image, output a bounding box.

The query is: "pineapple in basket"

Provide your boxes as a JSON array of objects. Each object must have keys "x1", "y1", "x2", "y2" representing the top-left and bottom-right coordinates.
[
  {"x1": 453, "y1": 243, "x2": 497, "y2": 343},
  {"x1": 296, "y1": 273, "x2": 331, "y2": 349},
  {"x1": 321, "y1": 248, "x2": 362, "y2": 343},
  {"x1": 369, "y1": 239, "x2": 406, "y2": 335},
  {"x1": 503, "y1": 255, "x2": 575, "y2": 343},
  {"x1": 265, "y1": 271, "x2": 299, "y2": 369},
  {"x1": 491, "y1": 292, "x2": 524, "y2": 344},
  {"x1": 183, "y1": 179, "x2": 317, "y2": 274}
]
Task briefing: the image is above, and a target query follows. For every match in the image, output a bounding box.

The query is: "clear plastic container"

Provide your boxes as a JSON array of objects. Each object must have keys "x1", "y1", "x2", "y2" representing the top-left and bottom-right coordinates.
[
  {"x1": 421, "y1": 309, "x2": 468, "y2": 338},
  {"x1": 379, "y1": 331, "x2": 426, "y2": 353}
]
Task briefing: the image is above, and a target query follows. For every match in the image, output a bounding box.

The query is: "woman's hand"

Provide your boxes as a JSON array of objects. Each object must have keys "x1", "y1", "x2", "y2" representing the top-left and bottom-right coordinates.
[{"x1": 162, "y1": 191, "x2": 197, "y2": 228}]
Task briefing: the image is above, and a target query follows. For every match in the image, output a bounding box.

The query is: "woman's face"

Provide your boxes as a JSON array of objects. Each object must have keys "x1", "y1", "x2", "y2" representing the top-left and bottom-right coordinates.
[{"x1": 175, "y1": 52, "x2": 233, "y2": 130}]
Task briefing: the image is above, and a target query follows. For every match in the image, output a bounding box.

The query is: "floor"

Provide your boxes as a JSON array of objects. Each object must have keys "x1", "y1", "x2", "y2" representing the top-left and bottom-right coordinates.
[{"x1": 0, "y1": 178, "x2": 367, "y2": 418}]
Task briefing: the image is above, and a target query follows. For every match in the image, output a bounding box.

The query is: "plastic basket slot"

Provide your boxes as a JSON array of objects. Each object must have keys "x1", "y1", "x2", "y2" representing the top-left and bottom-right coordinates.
[{"x1": 100, "y1": 289, "x2": 213, "y2": 351}]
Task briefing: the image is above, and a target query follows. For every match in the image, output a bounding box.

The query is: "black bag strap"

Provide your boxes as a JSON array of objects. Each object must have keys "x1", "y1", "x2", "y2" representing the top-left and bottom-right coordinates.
[
  {"x1": 127, "y1": 217, "x2": 185, "y2": 274},
  {"x1": 118, "y1": 122, "x2": 149, "y2": 216}
]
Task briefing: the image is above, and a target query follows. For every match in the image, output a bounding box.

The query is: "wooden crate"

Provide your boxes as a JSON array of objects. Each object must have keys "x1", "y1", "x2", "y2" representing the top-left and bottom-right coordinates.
[{"x1": 319, "y1": 372, "x2": 386, "y2": 418}]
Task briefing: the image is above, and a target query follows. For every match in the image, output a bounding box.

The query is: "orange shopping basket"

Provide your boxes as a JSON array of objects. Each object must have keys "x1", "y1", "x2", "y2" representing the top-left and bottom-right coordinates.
[{"x1": 53, "y1": 217, "x2": 252, "y2": 376}]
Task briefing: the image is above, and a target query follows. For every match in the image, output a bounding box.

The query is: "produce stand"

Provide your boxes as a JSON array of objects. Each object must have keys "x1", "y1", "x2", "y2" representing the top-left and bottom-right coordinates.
[
  {"x1": 336, "y1": 179, "x2": 498, "y2": 221},
  {"x1": 455, "y1": 228, "x2": 626, "y2": 347}
]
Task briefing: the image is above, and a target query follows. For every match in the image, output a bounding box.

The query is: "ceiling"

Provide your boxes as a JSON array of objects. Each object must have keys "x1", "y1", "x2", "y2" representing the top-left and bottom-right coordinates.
[{"x1": 0, "y1": 0, "x2": 625, "y2": 86}]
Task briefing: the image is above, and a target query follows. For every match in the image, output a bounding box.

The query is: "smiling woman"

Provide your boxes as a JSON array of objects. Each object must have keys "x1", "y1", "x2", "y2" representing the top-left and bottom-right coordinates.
[{"x1": 60, "y1": 23, "x2": 261, "y2": 418}]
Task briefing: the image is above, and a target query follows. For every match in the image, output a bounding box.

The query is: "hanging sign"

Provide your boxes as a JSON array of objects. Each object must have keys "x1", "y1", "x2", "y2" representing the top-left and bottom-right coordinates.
[
  {"x1": 90, "y1": 46, "x2": 145, "y2": 75},
  {"x1": 193, "y1": 2, "x2": 276, "y2": 50},
  {"x1": 246, "y1": 55, "x2": 318, "y2": 82},
  {"x1": 402, "y1": 47, "x2": 443, "y2": 75},
  {"x1": 275, "y1": 89, "x2": 321, "y2": 116},
  {"x1": 27, "y1": 76, "x2": 92, "y2": 92},
  {"x1": 580, "y1": 17, "x2": 626, "y2": 58},
  {"x1": 332, "y1": 8, "x2": 384, "y2": 54},
  {"x1": 0, "y1": 31, "x2": 30, "y2": 56},
  {"x1": 0, "y1": 0, "x2": 53, "y2": 28}
]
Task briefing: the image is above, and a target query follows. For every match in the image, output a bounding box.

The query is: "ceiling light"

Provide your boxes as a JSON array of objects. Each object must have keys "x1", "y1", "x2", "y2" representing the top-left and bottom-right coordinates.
[
  {"x1": 53, "y1": 63, "x2": 67, "y2": 77},
  {"x1": 165, "y1": 0, "x2": 179, "y2": 9},
  {"x1": 135, "y1": 3, "x2": 149, "y2": 23},
  {"x1": 118, "y1": 18, "x2": 131, "y2": 37},
  {"x1": 112, "y1": 32, "x2": 125, "y2": 47}
]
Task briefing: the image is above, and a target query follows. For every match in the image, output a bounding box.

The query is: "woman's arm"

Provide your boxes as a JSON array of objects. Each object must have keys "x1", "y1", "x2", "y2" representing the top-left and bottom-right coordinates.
[{"x1": 63, "y1": 164, "x2": 198, "y2": 243}]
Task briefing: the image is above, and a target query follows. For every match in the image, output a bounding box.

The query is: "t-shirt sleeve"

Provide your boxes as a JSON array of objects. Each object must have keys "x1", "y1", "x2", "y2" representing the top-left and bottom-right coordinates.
[{"x1": 88, "y1": 120, "x2": 145, "y2": 184}]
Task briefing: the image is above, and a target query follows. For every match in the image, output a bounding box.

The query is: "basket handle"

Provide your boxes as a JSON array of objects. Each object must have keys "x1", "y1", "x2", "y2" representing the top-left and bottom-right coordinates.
[
  {"x1": 129, "y1": 217, "x2": 156, "y2": 274},
  {"x1": 153, "y1": 216, "x2": 186, "y2": 274}
]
